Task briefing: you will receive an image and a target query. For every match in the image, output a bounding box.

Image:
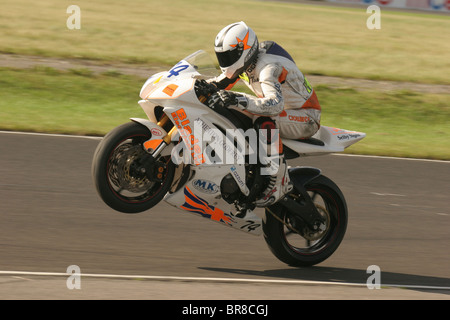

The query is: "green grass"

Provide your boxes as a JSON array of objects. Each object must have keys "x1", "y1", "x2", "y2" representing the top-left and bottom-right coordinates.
[
  {"x1": 1, "y1": 0, "x2": 449, "y2": 84},
  {"x1": 0, "y1": 67, "x2": 147, "y2": 135},
  {"x1": 316, "y1": 85, "x2": 450, "y2": 159},
  {"x1": 0, "y1": 67, "x2": 448, "y2": 159}
]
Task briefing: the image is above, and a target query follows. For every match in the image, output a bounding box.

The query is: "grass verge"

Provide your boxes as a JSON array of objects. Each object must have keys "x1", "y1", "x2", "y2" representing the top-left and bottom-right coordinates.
[
  {"x1": 1, "y1": 0, "x2": 449, "y2": 84},
  {"x1": 0, "y1": 67, "x2": 448, "y2": 160}
]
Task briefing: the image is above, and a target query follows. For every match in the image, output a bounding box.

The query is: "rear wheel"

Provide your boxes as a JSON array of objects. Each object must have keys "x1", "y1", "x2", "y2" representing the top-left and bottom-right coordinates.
[
  {"x1": 92, "y1": 121, "x2": 175, "y2": 213},
  {"x1": 263, "y1": 175, "x2": 348, "y2": 267}
]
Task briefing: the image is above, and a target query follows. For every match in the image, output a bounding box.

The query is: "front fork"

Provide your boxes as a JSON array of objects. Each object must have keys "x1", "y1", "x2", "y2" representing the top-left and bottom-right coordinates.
[
  {"x1": 279, "y1": 186, "x2": 324, "y2": 231},
  {"x1": 132, "y1": 114, "x2": 177, "y2": 158},
  {"x1": 130, "y1": 115, "x2": 178, "y2": 181}
]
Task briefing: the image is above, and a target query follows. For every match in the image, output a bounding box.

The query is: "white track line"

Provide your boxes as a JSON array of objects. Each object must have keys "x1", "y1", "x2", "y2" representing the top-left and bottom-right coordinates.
[
  {"x1": 333, "y1": 153, "x2": 450, "y2": 163},
  {"x1": 1, "y1": 130, "x2": 449, "y2": 163},
  {"x1": 0, "y1": 270, "x2": 449, "y2": 291},
  {"x1": 0, "y1": 130, "x2": 101, "y2": 140}
]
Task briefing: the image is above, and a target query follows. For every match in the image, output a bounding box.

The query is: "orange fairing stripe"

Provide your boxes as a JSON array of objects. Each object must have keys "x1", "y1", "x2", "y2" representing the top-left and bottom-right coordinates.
[
  {"x1": 143, "y1": 139, "x2": 164, "y2": 152},
  {"x1": 301, "y1": 90, "x2": 321, "y2": 111},
  {"x1": 162, "y1": 84, "x2": 179, "y2": 97},
  {"x1": 145, "y1": 81, "x2": 194, "y2": 100},
  {"x1": 181, "y1": 187, "x2": 232, "y2": 223}
]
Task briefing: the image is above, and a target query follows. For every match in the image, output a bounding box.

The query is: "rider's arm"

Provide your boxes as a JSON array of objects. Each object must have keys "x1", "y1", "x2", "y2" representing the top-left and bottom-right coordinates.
[
  {"x1": 237, "y1": 63, "x2": 284, "y2": 116},
  {"x1": 213, "y1": 73, "x2": 240, "y2": 90}
]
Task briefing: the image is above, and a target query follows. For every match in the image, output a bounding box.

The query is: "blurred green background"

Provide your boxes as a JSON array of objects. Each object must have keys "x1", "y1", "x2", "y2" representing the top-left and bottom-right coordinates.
[{"x1": 0, "y1": 0, "x2": 449, "y2": 159}]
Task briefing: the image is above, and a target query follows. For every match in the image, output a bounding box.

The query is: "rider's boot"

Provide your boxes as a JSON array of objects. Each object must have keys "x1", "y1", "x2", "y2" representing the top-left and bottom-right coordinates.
[
  {"x1": 235, "y1": 208, "x2": 260, "y2": 220},
  {"x1": 255, "y1": 153, "x2": 293, "y2": 207}
]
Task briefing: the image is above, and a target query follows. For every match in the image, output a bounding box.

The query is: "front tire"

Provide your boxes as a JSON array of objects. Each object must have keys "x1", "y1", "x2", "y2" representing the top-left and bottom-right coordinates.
[
  {"x1": 263, "y1": 175, "x2": 348, "y2": 267},
  {"x1": 92, "y1": 121, "x2": 175, "y2": 213}
]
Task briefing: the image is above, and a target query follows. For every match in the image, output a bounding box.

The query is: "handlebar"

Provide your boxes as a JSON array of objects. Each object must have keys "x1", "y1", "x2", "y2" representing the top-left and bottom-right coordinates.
[{"x1": 194, "y1": 79, "x2": 219, "y2": 105}]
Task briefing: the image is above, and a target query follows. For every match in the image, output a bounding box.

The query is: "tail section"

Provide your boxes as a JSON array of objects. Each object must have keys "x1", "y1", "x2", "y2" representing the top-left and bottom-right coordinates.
[{"x1": 282, "y1": 126, "x2": 366, "y2": 157}]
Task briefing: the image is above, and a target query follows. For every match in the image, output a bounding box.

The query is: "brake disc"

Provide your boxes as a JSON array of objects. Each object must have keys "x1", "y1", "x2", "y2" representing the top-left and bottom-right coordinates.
[{"x1": 108, "y1": 143, "x2": 154, "y2": 193}]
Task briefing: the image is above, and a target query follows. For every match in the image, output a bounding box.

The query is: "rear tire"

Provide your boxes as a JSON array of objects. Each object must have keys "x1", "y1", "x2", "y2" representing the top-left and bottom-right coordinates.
[
  {"x1": 92, "y1": 122, "x2": 175, "y2": 213},
  {"x1": 263, "y1": 175, "x2": 348, "y2": 267}
]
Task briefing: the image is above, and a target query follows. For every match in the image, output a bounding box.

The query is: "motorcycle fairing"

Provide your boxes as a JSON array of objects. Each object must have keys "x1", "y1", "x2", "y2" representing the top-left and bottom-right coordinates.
[
  {"x1": 164, "y1": 165, "x2": 263, "y2": 236},
  {"x1": 135, "y1": 50, "x2": 364, "y2": 237},
  {"x1": 283, "y1": 126, "x2": 366, "y2": 156}
]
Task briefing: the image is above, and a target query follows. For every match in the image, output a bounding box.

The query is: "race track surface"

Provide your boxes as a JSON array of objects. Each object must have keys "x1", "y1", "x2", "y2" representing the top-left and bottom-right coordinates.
[{"x1": 0, "y1": 131, "x2": 449, "y2": 300}]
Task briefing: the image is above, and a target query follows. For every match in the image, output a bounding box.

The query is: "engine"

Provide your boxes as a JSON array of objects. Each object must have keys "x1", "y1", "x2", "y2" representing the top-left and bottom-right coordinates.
[{"x1": 220, "y1": 173, "x2": 240, "y2": 204}]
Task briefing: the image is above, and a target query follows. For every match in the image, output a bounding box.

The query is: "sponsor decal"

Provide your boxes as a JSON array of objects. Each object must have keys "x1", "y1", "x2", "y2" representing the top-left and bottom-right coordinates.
[
  {"x1": 230, "y1": 166, "x2": 246, "y2": 188},
  {"x1": 303, "y1": 78, "x2": 312, "y2": 94},
  {"x1": 162, "y1": 84, "x2": 179, "y2": 97},
  {"x1": 329, "y1": 127, "x2": 359, "y2": 136},
  {"x1": 337, "y1": 134, "x2": 362, "y2": 141},
  {"x1": 288, "y1": 115, "x2": 311, "y2": 123},
  {"x1": 151, "y1": 128, "x2": 163, "y2": 137},
  {"x1": 239, "y1": 73, "x2": 250, "y2": 83},
  {"x1": 171, "y1": 109, "x2": 205, "y2": 165},
  {"x1": 192, "y1": 179, "x2": 219, "y2": 194},
  {"x1": 263, "y1": 83, "x2": 283, "y2": 108}
]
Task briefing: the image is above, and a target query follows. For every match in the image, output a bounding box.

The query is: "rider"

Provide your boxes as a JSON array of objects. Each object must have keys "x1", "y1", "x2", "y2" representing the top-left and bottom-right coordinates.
[{"x1": 209, "y1": 21, "x2": 321, "y2": 207}]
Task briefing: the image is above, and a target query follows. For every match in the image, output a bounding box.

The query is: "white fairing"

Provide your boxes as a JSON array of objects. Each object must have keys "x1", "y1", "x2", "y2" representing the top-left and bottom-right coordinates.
[
  {"x1": 283, "y1": 126, "x2": 366, "y2": 156},
  {"x1": 136, "y1": 50, "x2": 365, "y2": 236}
]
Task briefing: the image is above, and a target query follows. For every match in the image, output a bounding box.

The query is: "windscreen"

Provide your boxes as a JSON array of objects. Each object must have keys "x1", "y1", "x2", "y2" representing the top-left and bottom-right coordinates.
[{"x1": 183, "y1": 50, "x2": 219, "y2": 78}]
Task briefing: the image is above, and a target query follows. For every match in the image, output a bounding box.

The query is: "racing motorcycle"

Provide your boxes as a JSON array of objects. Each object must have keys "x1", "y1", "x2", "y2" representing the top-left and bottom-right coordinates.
[{"x1": 92, "y1": 50, "x2": 365, "y2": 267}]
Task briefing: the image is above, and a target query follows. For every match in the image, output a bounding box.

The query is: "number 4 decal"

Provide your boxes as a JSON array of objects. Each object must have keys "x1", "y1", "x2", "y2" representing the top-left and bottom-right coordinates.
[{"x1": 168, "y1": 63, "x2": 189, "y2": 78}]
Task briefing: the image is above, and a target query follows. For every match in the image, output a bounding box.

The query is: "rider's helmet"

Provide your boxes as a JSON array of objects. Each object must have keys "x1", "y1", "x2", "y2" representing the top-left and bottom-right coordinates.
[{"x1": 214, "y1": 21, "x2": 259, "y2": 79}]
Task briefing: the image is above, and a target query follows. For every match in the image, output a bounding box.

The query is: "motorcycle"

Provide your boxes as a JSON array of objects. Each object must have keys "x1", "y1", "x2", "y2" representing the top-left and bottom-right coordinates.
[{"x1": 92, "y1": 50, "x2": 365, "y2": 267}]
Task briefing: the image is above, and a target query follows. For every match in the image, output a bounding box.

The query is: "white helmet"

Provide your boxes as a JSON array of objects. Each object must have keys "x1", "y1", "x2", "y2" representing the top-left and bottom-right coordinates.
[{"x1": 214, "y1": 22, "x2": 259, "y2": 79}]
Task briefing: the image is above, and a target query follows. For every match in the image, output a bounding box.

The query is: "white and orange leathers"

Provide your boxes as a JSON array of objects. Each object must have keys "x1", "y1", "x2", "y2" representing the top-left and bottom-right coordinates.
[
  {"x1": 214, "y1": 41, "x2": 321, "y2": 206},
  {"x1": 215, "y1": 40, "x2": 321, "y2": 140}
]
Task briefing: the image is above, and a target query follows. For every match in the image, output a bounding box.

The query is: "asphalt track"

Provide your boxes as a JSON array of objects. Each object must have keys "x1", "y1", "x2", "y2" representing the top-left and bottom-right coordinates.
[{"x1": 0, "y1": 131, "x2": 449, "y2": 300}]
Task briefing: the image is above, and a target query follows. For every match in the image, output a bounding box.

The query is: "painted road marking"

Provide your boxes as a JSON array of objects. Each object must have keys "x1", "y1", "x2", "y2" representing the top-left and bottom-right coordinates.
[
  {"x1": 0, "y1": 130, "x2": 102, "y2": 140},
  {"x1": 371, "y1": 192, "x2": 406, "y2": 197},
  {"x1": 0, "y1": 270, "x2": 449, "y2": 291}
]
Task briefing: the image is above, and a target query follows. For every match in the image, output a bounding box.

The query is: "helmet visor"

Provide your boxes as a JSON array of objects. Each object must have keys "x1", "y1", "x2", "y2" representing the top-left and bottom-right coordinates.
[{"x1": 216, "y1": 48, "x2": 242, "y2": 68}]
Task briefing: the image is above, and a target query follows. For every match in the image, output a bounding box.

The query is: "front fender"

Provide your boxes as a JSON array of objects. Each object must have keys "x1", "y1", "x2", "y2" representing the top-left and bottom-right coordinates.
[
  {"x1": 289, "y1": 166, "x2": 322, "y2": 190},
  {"x1": 130, "y1": 118, "x2": 167, "y2": 139}
]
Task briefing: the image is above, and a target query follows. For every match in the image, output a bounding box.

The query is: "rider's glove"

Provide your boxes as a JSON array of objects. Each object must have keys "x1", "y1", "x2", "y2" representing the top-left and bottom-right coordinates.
[{"x1": 208, "y1": 90, "x2": 248, "y2": 110}]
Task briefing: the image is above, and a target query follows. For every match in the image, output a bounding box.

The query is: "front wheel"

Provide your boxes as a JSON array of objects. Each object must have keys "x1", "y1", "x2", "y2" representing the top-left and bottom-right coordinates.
[
  {"x1": 263, "y1": 175, "x2": 348, "y2": 267},
  {"x1": 92, "y1": 121, "x2": 175, "y2": 213}
]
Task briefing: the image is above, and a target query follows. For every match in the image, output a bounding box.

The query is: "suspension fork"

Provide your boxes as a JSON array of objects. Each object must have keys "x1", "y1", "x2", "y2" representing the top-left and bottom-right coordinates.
[
  {"x1": 279, "y1": 185, "x2": 323, "y2": 229},
  {"x1": 130, "y1": 114, "x2": 177, "y2": 182},
  {"x1": 274, "y1": 167, "x2": 325, "y2": 231},
  {"x1": 142, "y1": 114, "x2": 177, "y2": 157}
]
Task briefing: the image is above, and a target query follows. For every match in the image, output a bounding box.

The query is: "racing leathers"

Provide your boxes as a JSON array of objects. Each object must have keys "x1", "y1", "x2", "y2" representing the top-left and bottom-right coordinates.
[{"x1": 213, "y1": 41, "x2": 321, "y2": 207}]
